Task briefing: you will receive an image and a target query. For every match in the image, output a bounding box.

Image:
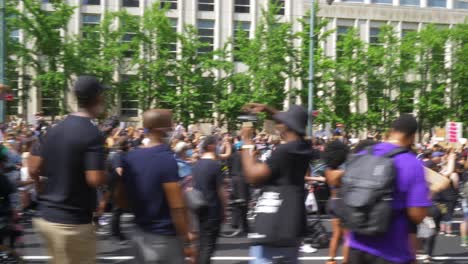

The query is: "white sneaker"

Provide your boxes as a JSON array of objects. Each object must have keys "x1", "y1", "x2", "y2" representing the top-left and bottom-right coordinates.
[{"x1": 300, "y1": 244, "x2": 318, "y2": 254}]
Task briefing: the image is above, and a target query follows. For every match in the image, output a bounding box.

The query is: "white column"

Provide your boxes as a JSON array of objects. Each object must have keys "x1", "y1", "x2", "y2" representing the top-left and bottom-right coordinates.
[
  {"x1": 393, "y1": 0, "x2": 400, "y2": 6},
  {"x1": 364, "y1": 0, "x2": 372, "y2": 4},
  {"x1": 214, "y1": 0, "x2": 222, "y2": 50},
  {"x1": 447, "y1": 0, "x2": 454, "y2": 8},
  {"x1": 420, "y1": 0, "x2": 428, "y2": 8}
]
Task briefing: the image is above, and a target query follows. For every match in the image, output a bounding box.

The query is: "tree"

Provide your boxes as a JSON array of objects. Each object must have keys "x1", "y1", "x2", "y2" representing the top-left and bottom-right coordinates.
[
  {"x1": 333, "y1": 28, "x2": 368, "y2": 132},
  {"x1": 172, "y1": 25, "x2": 231, "y2": 125},
  {"x1": 7, "y1": 0, "x2": 75, "y2": 116},
  {"x1": 296, "y1": 9, "x2": 336, "y2": 127},
  {"x1": 125, "y1": 3, "x2": 179, "y2": 112},
  {"x1": 413, "y1": 25, "x2": 450, "y2": 133},
  {"x1": 449, "y1": 23, "x2": 468, "y2": 127},
  {"x1": 67, "y1": 11, "x2": 137, "y2": 112},
  {"x1": 366, "y1": 25, "x2": 405, "y2": 128},
  {"x1": 232, "y1": 3, "x2": 299, "y2": 110}
]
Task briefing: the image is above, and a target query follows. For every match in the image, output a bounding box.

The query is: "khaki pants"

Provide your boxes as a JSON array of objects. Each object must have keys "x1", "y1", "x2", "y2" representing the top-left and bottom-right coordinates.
[{"x1": 33, "y1": 218, "x2": 96, "y2": 264}]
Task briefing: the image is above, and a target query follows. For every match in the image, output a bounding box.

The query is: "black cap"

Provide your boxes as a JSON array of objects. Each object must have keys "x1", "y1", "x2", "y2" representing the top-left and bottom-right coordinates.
[
  {"x1": 74, "y1": 75, "x2": 110, "y2": 102},
  {"x1": 273, "y1": 105, "x2": 308, "y2": 136}
]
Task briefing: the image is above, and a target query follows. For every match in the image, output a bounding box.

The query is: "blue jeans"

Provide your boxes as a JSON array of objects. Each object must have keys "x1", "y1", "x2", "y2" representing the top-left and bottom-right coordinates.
[{"x1": 249, "y1": 245, "x2": 299, "y2": 264}]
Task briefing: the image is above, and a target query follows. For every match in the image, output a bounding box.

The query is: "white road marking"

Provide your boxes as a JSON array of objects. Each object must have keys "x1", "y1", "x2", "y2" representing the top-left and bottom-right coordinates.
[{"x1": 21, "y1": 256, "x2": 468, "y2": 261}]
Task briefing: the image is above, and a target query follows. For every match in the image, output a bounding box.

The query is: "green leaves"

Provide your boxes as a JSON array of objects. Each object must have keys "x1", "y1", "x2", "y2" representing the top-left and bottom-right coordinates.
[{"x1": 6, "y1": 0, "x2": 466, "y2": 133}]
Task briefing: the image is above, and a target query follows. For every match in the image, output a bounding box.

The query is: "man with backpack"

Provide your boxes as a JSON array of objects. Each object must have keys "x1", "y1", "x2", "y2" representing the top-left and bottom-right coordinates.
[{"x1": 338, "y1": 114, "x2": 431, "y2": 264}]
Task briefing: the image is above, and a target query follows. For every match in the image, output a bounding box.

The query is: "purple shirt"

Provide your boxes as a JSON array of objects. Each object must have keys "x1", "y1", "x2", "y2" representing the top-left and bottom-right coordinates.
[{"x1": 348, "y1": 142, "x2": 431, "y2": 263}]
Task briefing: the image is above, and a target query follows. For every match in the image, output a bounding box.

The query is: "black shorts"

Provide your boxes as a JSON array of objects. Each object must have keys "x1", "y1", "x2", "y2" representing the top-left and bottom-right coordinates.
[{"x1": 327, "y1": 198, "x2": 339, "y2": 218}]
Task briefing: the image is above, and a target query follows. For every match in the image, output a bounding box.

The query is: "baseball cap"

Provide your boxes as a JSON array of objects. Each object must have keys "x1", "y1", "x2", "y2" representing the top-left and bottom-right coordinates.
[{"x1": 74, "y1": 75, "x2": 110, "y2": 101}]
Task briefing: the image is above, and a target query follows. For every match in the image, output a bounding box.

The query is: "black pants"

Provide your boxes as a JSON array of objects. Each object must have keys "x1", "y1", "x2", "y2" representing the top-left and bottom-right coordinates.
[
  {"x1": 231, "y1": 176, "x2": 249, "y2": 232},
  {"x1": 349, "y1": 248, "x2": 413, "y2": 264},
  {"x1": 197, "y1": 212, "x2": 221, "y2": 264},
  {"x1": 424, "y1": 205, "x2": 443, "y2": 257},
  {"x1": 111, "y1": 207, "x2": 125, "y2": 239}
]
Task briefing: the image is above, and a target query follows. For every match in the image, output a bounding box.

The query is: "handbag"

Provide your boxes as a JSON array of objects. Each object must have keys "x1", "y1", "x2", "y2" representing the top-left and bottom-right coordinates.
[
  {"x1": 250, "y1": 185, "x2": 306, "y2": 247},
  {"x1": 305, "y1": 191, "x2": 318, "y2": 213},
  {"x1": 417, "y1": 217, "x2": 436, "y2": 239},
  {"x1": 185, "y1": 188, "x2": 208, "y2": 212},
  {"x1": 184, "y1": 173, "x2": 208, "y2": 212}
]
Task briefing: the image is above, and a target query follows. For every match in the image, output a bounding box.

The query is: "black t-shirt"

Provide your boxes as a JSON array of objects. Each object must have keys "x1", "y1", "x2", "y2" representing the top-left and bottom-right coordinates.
[
  {"x1": 32, "y1": 115, "x2": 105, "y2": 224},
  {"x1": 0, "y1": 173, "x2": 14, "y2": 216},
  {"x1": 266, "y1": 140, "x2": 318, "y2": 186},
  {"x1": 193, "y1": 159, "x2": 224, "y2": 219},
  {"x1": 122, "y1": 145, "x2": 179, "y2": 235}
]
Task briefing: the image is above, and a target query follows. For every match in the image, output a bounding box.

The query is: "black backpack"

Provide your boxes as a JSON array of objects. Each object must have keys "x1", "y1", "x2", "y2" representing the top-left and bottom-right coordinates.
[{"x1": 336, "y1": 146, "x2": 408, "y2": 236}]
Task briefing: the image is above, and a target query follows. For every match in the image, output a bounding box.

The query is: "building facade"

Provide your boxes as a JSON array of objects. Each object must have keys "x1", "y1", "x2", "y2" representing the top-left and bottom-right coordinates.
[{"x1": 8, "y1": 0, "x2": 468, "y2": 122}]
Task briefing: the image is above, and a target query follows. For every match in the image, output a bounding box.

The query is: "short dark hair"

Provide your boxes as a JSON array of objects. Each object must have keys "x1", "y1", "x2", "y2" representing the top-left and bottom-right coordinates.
[
  {"x1": 76, "y1": 95, "x2": 99, "y2": 108},
  {"x1": 202, "y1": 135, "x2": 218, "y2": 151},
  {"x1": 323, "y1": 140, "x2": 350, "y2": 169},
  {"x1": 391, "y1": 114, "x2": 418, "y2": 137},
  {"x1": 353, "y1": 139, "x2": 377, "y2": 154}
]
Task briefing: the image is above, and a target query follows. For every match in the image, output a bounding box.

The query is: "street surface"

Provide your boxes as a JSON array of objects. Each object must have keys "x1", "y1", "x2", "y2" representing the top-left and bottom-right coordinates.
[{"x1": 19, "y1": 214, "x2": 468, "y2": 264}]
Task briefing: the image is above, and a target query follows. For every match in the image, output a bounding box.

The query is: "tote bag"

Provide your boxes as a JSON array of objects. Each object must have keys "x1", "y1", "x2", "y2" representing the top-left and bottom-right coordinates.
[{"x1": 250, "y1": 185, "x2": 306, "y2": 247}]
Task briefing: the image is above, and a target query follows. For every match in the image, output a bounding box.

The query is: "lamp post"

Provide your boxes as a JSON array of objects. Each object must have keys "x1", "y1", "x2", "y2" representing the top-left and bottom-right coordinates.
[
  {"x1": 0, "y1": 0, "x2": 6, "y2": 123},
  {"x1": 307, "y1": 0, "x2": 333, "y2": 137}
]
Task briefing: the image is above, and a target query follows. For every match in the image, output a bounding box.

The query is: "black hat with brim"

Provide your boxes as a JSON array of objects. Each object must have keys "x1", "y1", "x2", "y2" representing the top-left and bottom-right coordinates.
[
  {"x1": 273, "y1": 105, "x2": 308, "y2": 136},
  {"x1": 74, "y1": 75, "x2": 111, "y2": 101}
]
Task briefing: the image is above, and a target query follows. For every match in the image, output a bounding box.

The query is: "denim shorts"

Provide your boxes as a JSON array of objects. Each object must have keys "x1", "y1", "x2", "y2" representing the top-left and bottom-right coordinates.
[
  {"x1": 462, "y1": 199, "x2": 468, "y2": 220},
  {"x1": 250, "y1": 245, "x2": 299, "y2": 264}
]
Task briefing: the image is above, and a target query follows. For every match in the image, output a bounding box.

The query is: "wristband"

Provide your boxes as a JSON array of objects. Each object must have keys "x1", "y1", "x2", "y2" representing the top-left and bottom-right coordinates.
[{"x1": 242, "y1": 145, "x2": 255, "y2": 150}]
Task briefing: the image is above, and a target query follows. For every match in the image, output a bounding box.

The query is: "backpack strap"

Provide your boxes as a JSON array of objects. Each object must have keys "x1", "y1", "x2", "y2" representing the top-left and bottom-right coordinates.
[{"x1": 383, "y1": 147, "x2": 409, "y2": 158}]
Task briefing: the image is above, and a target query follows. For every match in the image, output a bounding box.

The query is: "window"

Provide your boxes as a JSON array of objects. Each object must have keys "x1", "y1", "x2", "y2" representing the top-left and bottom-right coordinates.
[
  {"x1": 82, "y1": 0, "x2": 100, "y2": 5},
  {"x1": 120, "y1": 75, "x2": 139, "y2": 117},
  {"x1": 233, "y1": 21, "x2": 250, "y2": 61},
  {"x1": 159, "y1": 76, "x2": 177, "y2": 109},
  {"x1": 401, "y1": 29, "x2": 416, "y2": 37},
  {"x1": 6, "y1": 73, "x2": 19, "y2": 116},
  {"x1": 82, "y1": 14, "x2": 101, "y2": 38},
  {"x1": 401, "y1": 22, "x2": 418, "y2": 37},
  {"x1": 10, "y1": 29, "x2": 20, "y2": 42},
  {"x1": 197, "y1": 19, "x2": 215, "y2": 53},
  {"x1": 122, "y1": 33, "x2": 137, "y2": 58},
  {"x1": 160, "y1": 0, "x2": 178, "y2": 9},
  {"x1": 41, "y1": 91, "x2": 60, "y2": 116},
  {"x1": 198, "y1": 0, "x2": 215, "y2": 11},
  {"x1": 270, "y1": 0, "x2": 285, "y2": 15},
  {"x1": 336, "y1": 26, "x2": 350, "y2": 58},
  {"x1": 122, "y1": 0, "x2": 139, "y2": 7},
  {"x1": 372, "y1": 0, "x2": 392, "y2": 4},
  {"x1": 166, "y1": 18, "x2": 178, "y2": 58},
  {"x1": 369, "y1": 27, "x2": 381, "y2": 44},
  {"x1": 427, "y1": 0, "x2": 447, "y2": 7},
  {"x1": 337, "y1": 26, "x2": 350, "y2": 42},
  {"x1": 235, "y1": 0, "x2": 250, "y2": 13},
  {"x1": 455, "y1": 0, "x2": 468, "y2": 8},
  {"x1": 400, "y1": 0, "x2": 420, "y2": 5},
  {"x1": 399, "y1": 84, "x2": 415, "y2": 113}
]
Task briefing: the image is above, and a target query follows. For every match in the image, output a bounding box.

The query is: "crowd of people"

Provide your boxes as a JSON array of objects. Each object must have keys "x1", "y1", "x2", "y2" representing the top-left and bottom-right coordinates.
[{"x1": 0, "y1": 75, "x2": 466, "y2": 264}]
